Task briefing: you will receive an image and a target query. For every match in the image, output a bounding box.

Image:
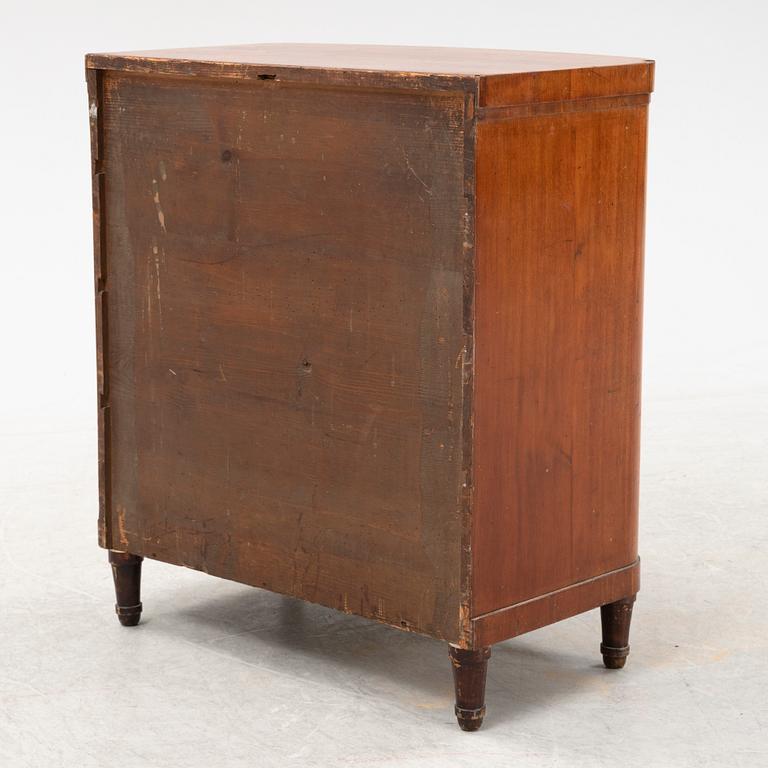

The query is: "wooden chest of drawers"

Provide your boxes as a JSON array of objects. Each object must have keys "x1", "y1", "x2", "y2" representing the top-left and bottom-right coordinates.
[{"x1": 86, "y1": 43, "x2": 653, "y2": 730}]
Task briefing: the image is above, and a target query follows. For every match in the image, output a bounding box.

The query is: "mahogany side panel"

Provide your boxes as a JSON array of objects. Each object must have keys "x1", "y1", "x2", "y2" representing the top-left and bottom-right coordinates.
[
  {"x1": 473, "y1": 559, "x2": 639, "y2": 647},
  {"x1": 472, "y1": 103, "x2": 649, "y2": 622},
  {"x1": 99, "y1": 71, "x2": 471, "y2": 643}
]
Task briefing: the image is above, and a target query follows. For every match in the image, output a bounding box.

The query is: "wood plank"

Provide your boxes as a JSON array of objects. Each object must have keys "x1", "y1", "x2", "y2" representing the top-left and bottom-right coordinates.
[
  {"x1": 479, "y1": 62, "x2": 653, "y2": 107},
  {"x1": 473, "y1": 559, "x2": 640, "y2": 646},
  {"x1": 100, "y1": 71, "x2": 471, "y2": 642},
  {"x1": 471, "y1": 103, "x2": 649, "y2": 621},
  {"x1": 87, "y1": 43, "x2": 649, "y2": 76},
  {"x1": 86, "y1": 45, "x2": 652, "y2": 107}
]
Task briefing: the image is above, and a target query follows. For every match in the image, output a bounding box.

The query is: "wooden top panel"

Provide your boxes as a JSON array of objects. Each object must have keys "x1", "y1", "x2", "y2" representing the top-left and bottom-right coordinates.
[
  {"x1": 86, "y1": 44, "x2": 653, "y2": 106},
  {"x1": 87, "y1": 43, "x2": 648, "y2": 76}
]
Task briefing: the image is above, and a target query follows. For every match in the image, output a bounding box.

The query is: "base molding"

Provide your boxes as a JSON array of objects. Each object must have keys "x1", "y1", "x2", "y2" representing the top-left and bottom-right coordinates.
[{"x1": 472, "y1": 559, "x2": 640, "y2": 646}]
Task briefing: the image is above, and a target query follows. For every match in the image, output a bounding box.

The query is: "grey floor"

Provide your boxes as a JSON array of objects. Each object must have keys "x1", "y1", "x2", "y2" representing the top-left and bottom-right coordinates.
[{"x1": 1, "y1": 392, "x2": 767, "y2": 767}]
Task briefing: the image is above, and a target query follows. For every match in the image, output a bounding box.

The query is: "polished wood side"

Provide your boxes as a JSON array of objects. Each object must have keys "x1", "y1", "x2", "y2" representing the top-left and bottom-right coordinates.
[
  {"x1": 474, "y1": 559, "x2": 640, "y2": 647},
  {"x1": 479, "y1": 62, "x2": 653, "y2": 107},
  {"x1": 472, "y1": 101, "x2": 649, "y2": 624}
]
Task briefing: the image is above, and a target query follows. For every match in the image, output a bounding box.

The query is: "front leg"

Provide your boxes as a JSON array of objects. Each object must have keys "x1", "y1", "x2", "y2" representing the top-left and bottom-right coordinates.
[
  {"x1": 108, "y1": 550, "x2": 143, "y2": 626},
  {"x1": 600, "y1": 595, "x2": 636, "y2": 669},
  {"x1": 449, "y1": 645, "x2": 491, "y2": 731}
]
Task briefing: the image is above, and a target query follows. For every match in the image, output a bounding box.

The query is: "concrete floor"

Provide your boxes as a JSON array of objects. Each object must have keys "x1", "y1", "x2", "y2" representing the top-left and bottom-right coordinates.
[{"x1": 1, "y1": 392, "x2": 766, "y2": 767}]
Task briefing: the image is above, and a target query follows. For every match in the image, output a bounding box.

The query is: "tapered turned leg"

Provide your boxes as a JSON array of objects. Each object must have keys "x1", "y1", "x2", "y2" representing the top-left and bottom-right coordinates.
[
  {"x1": 108, "y1": 550, "x2": 143, "y2": 627},
  {"x1": 449, "y1": 645, "x2": 491, "y2": 731},
  {"x1": 600, "y1": 595, "x2": 635, "y2": 669}
]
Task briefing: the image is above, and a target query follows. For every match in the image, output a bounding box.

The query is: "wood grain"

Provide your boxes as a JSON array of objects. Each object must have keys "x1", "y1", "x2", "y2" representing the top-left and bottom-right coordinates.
[
  {"x1": 99, "y1": 71, "x2": 470, "y2": 642},
  {"x1": 88, "y1": 45, "x2": 653, "y2": 653},
  {"x1": 479, "y1": 62, "x2": 653, "y2": 107},
  {"x1": 473, "y1": 559, "x2": 640, "y2": 646},
  {"x1": 87, "y1": 68, "x2": 110, "y2": 548},
  {"x1": 87, "y1": 43, "x2": 649, "y2": 76},
  {"x1": 472, "y1": 102, "x2": 649, "y2": 622},
  {"x1": 86, "y1": 44, "x2": 652, "y2": 109}
]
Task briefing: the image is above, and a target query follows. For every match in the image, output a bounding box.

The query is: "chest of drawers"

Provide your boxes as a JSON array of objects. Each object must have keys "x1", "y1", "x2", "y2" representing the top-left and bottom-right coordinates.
[{"x1": 87, "y1": 43, "x2": 652, "y2": 730}]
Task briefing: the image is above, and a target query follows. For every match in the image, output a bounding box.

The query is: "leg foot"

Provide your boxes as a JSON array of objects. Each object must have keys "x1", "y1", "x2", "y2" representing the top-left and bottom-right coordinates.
[
  {"x1": 449, "y1": 645, "x2": 491, "y2": 731},
  {"x1": 109, "y1": 550, "x2": 143, "y2": 626},
  {"x1": 600, "y1": 595, "x2": 635, "y2": 669}
]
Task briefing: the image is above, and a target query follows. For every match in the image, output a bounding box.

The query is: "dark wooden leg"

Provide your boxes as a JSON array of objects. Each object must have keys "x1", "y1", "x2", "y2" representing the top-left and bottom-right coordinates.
[
  {"x1": 449, "y1": 645, "x2": 491, "y2": 731},
  {"x1": 600, "y1": 595, "x2": 635, "y2": 669},
  {"x1": 109, "y1": 550, "x2": 143, "y2": 626}
]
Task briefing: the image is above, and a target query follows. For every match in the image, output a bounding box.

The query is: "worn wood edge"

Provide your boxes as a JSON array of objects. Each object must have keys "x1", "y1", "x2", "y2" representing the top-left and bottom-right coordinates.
[
  {"x1": 125, "y1": 545, "x2": 464, "y2": 643},
  {"x1": 457, "y1": 85, "x2": 479, "y2": 650},
  {"x1": 86, "y1": 66, "x2": 111, "y2": 550},
  {"x1": 477, "y1": 92, "x2": 650, "y2": 121},
  {"x1": 84, "y1": 53, "x2": 474, "y2": 94},
  {"x1": 84, "y1": 54, "x2": 655, "y2": 106},
  {"x1": 87, "y1": 67, "x2": 473, "y2": 104},
  {"x1": 478, "y1": 61, "x2": 654, "y2": 108},
  {"x1": 472, "y1": 559, "x2": 641, "y2": 646}
]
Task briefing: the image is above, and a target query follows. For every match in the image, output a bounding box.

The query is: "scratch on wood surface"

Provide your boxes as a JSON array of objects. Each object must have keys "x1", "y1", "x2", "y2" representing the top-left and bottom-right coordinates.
[
  {"x1": 458, "y1": 602, "x2": 473, "y2": 647},
  {"x1": 402, "y1": 147, "x2": 433, "y2": 195},
  {"x1": 153, "y1": 247, "x2": 162, "y2": 301},
  {"x1": 151, "y1": 241, "x2": 163, "y2": 329},
  {"x1": 145, "y1": 250, "x2": 152, "y2": 328},
  {"x1": 237, "y1": 109, "x2": 247, "y2": 148},
  {"x1": 359, "y1": 404, "x2": 382, "y2": 444},
  {"x1": 152, "y1": 178, "x2": 167, "y2": 232},
  {"x1": 116, "y1": 505, "x2": 129, "y2": 549}
]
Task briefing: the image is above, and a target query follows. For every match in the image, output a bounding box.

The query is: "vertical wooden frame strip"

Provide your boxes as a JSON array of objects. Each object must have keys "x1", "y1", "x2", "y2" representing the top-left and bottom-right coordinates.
[
  {"x1": 458, "y1": 85, "x2": 478, "y2": 648},
  {"x1": 87, "y1": 67, "x2": 111, "y2": 548},
  {"x1": 471, "y1": 96, "x2": 650, "y2": 631}
]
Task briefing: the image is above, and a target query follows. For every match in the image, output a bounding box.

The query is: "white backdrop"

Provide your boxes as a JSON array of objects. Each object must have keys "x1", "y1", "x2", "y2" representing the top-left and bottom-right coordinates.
[
  {"x1": 1, "y1": 0, "x2": 767, "y2": 436},
  {"x1": 1, "y1": 4, "x2": 767, "y2": 767}
]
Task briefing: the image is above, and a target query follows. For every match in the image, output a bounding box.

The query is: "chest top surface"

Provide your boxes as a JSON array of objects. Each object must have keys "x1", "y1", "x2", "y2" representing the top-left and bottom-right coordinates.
[
  {"x1": 87, "y1": 42, "x2": 648, "y2": 76},
  {"x1": 86, "y1": 43, "x2": 654, "y2": 108}
]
